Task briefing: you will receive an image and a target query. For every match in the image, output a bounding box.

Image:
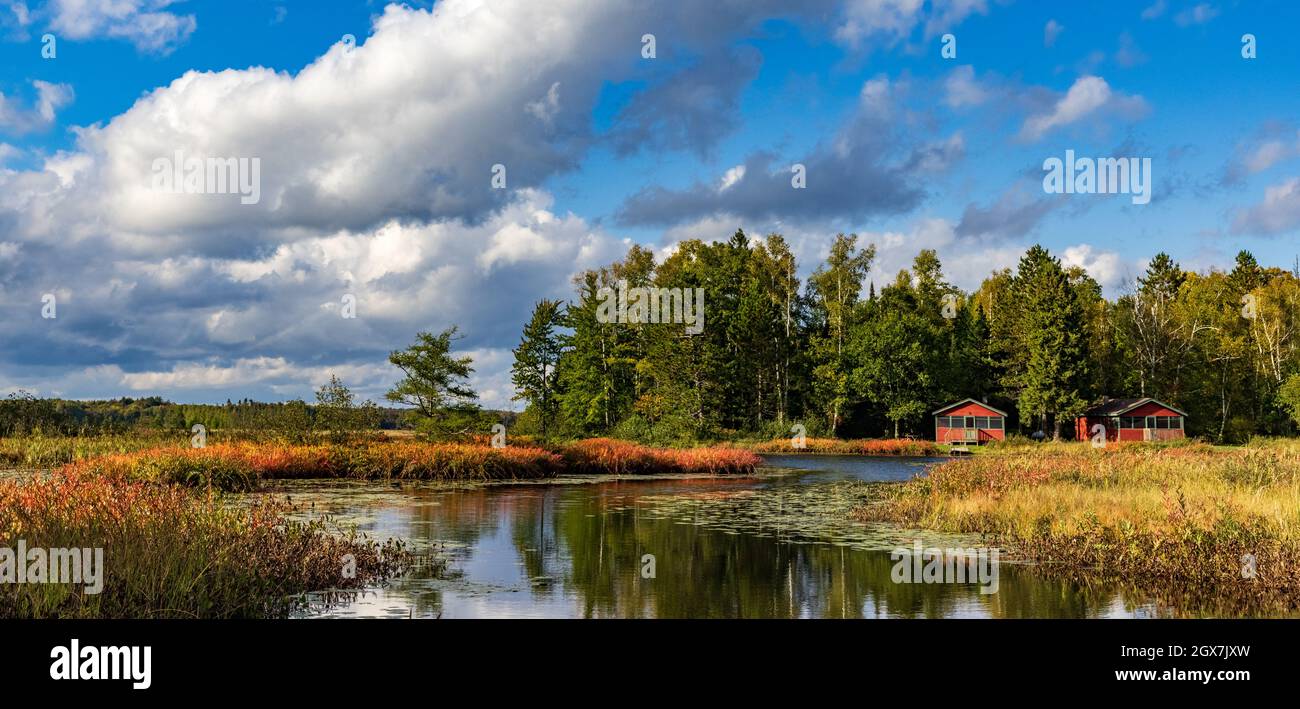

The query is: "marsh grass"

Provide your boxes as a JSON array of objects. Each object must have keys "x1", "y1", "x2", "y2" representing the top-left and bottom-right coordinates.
[
  {"x1": 0, "y1": 432, "x2": 185, "y2": 469},
  {"x1": 560, "y1": 438, "x2": 761, "y2": 476},
  {"x1": 855, "y1": 441, "x2": 1300, "y2": 614},
  {"x1": 745, "y1": 437, "x2": 941, "y2": 456},
  {"x1": 0, "y1": 472, "x2": 407, "y2": 618},
  {"x1": 56, "y1": 438, "x2": 760, "y2": 490}
]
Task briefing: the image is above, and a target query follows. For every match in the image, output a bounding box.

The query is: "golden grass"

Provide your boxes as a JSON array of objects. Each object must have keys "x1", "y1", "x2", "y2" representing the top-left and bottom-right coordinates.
[
  {"x1": 857, "y1": 441, "x2": 1300, "y2": 613},
  {"x1": 744, "y1": 437, "x2": 941, "y2": 456},
  {"x1": 55, "y1": 438, "x2": 761, "y2": 490}
]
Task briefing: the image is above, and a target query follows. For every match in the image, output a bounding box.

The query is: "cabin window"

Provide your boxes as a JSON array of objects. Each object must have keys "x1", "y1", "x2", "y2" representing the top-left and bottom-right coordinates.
[
  {"x1": 940, "y1": 414, "x2": 1005, "y2": 429},
  {"x1": 1116, "y1": 415, "x2": 1182, "y2": 429}
]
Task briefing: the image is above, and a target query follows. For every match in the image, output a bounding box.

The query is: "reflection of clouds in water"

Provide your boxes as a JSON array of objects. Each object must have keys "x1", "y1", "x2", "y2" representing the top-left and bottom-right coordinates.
[{"x1": 279, "y1": 473, "x2": 1154, "y2": 619}]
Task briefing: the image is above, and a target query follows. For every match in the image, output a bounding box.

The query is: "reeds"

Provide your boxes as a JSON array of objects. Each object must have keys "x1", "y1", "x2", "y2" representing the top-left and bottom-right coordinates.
[
  {"x1": 55, "y1": 439, "x2": 759, "y2": 490},
  {"x1": 745, "y1": 437, "x2": 941, "y2": 456},
  {"x1": 856, "y1": 442, "x2": 1300, "y2": 613},
  {"x1": 0, "y1": 472, "x2": 405, "y2": 618},
  {"x1": 560, "y1": 438, "x2": 762, "y2": 476}
]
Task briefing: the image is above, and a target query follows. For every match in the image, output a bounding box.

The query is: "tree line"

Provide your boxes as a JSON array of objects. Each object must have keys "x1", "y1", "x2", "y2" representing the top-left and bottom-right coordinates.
[
  {"x1": 508, "y1": 230, "x2": 1300, "y2": 443},
  {"x1": 6, "y1": 233, "x2": 1298, "y2": 446}
]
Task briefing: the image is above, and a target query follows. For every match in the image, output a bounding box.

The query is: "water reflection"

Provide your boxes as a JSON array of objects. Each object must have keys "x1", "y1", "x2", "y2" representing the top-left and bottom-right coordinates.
[{"x1": 281, "y1": 457, "x2": 1160, "y2": 619}]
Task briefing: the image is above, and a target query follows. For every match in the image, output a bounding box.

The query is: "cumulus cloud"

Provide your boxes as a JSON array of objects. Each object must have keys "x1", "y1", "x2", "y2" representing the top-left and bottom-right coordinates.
[
  {"x1": 858, "y1": 217, "x2": 1027, "y2": 292},
  {"x1": 46, "y1": 0, "x2": 197, "y2": 53},
  {"x1": 0, "y1": 187, "x2": 623, "y2": 407},
  {"x1": 1018, "y1": 75, "x2": 1147, "y2": 142},
  {"x1": 16, "y1": 1, "x2": 826, "y2": 256},
  {"x1": 1061, "y1": 243, "x2": 1125, "y2": 290},
  {"x1": 4, "y1": 0, "x2": 817, "y2": 406}
]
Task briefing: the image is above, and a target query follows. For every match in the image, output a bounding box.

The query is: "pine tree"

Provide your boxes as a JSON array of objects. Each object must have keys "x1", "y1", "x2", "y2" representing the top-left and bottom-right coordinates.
[
  {"x1": 1014, "y1": 246, "x2": 1090, "y2": 439},
  {"x1": 386, "y1": 327, "x2": 480, "y2": 437},
  {"x1": 511, "y1": 300, "x2": 565, "y2": 441}
]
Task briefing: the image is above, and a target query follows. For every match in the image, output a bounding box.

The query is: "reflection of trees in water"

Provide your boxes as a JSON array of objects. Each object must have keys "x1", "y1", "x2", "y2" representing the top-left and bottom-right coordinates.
[
  {"x1": 400, "y1": 486, "x2": 504, "y2": 553},
  {"x1": 375, "y1": 481, "x2": 1129, "y2": 618},
  {"x1": 502, "y1": 486, "x2": 1125, "y2": 619}
]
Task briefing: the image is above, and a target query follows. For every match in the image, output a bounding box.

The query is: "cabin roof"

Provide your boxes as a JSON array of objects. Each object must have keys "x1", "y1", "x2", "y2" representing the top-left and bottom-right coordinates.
[
  {"x1": 931, "y1": 398, "x2": 1008, "y2": 417},
  {"x1": 1083, "y1": 397, "x2": 1188, "y2": 417}
]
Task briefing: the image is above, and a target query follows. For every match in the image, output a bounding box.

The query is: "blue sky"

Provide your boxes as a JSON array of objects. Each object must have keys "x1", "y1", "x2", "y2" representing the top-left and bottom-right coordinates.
[{"x1": 1, "y1": 0, "x2": 1298, "y2": 408}]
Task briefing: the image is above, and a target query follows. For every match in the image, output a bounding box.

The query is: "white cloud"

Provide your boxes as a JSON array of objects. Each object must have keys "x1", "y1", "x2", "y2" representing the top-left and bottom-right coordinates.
[
  {"x1": 1232, "y1": 177, "x2": 1300, "y2": 235},
  {"x1": 6, "y1": 0, "x2": 844, "y2": 406},
  {"x1": 1018, "y1": 75, "x2": 1146, "y2": 142},
  {"x1": 943, "y1": 65, "x2": 988, "y2": 108},
  {"x1": 1061, "y1": 243, "x2": 1125, "y2": 290},
  {"x1": 719, "y1": 164, "x2": 746, "y2": 190},
  {"x1": 46, "y1": 0, "x2": 197, "y2": 53},
  {"x1": 1224, "y1": 128, "x2": 1300, "y2": 182},
  {"x1": 0, "y1": 80, "x2": 73, "y2": 134},
  {"x1": 835, "y1": 0, "x2": 987, "y2": 48}
]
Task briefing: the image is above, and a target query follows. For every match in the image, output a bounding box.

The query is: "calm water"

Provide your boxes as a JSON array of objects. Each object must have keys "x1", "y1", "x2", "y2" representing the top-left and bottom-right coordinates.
[{"x1": 277, "y1": 455, "x2": 1163, "y2": 618}]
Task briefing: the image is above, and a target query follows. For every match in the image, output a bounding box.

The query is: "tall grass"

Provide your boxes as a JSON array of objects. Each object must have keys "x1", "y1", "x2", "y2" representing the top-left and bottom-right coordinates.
[
  {"x1": 0, "y1": 472, "x2": 406, "y2": 618},
  {"x1": 561, "y1": 438, "x2": 762, "y2": 476},
  {"x1": 0, "y1": 432, "x2": 185, "y2": 469},
  {"x1": 62, "y1": 442, "x2": 567, "y2": 490},
  {"x1": 746, "y1": 437, "x2": 941, "y2": 456},
  {"x1": 856, "y1": 443, "x2": 1300, "y2": 613},
  {"x1": 57, "y1": 439, "x2": 760, "y2": 490}
]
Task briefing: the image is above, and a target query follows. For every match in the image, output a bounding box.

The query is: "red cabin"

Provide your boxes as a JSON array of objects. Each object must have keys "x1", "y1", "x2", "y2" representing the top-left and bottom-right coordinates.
[
  {"x1": 933, "y1": 399, "x2": 1007, "y2": 445},
  {"x1": 1074, "y1": 398, "x2": 1187, "y2": 443}
]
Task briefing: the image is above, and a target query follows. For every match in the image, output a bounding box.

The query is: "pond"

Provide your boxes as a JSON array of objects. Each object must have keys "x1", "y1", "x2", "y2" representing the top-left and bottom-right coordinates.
[{"x1": 277, "y1": 455, "x2": 1166, "y2": 618}]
